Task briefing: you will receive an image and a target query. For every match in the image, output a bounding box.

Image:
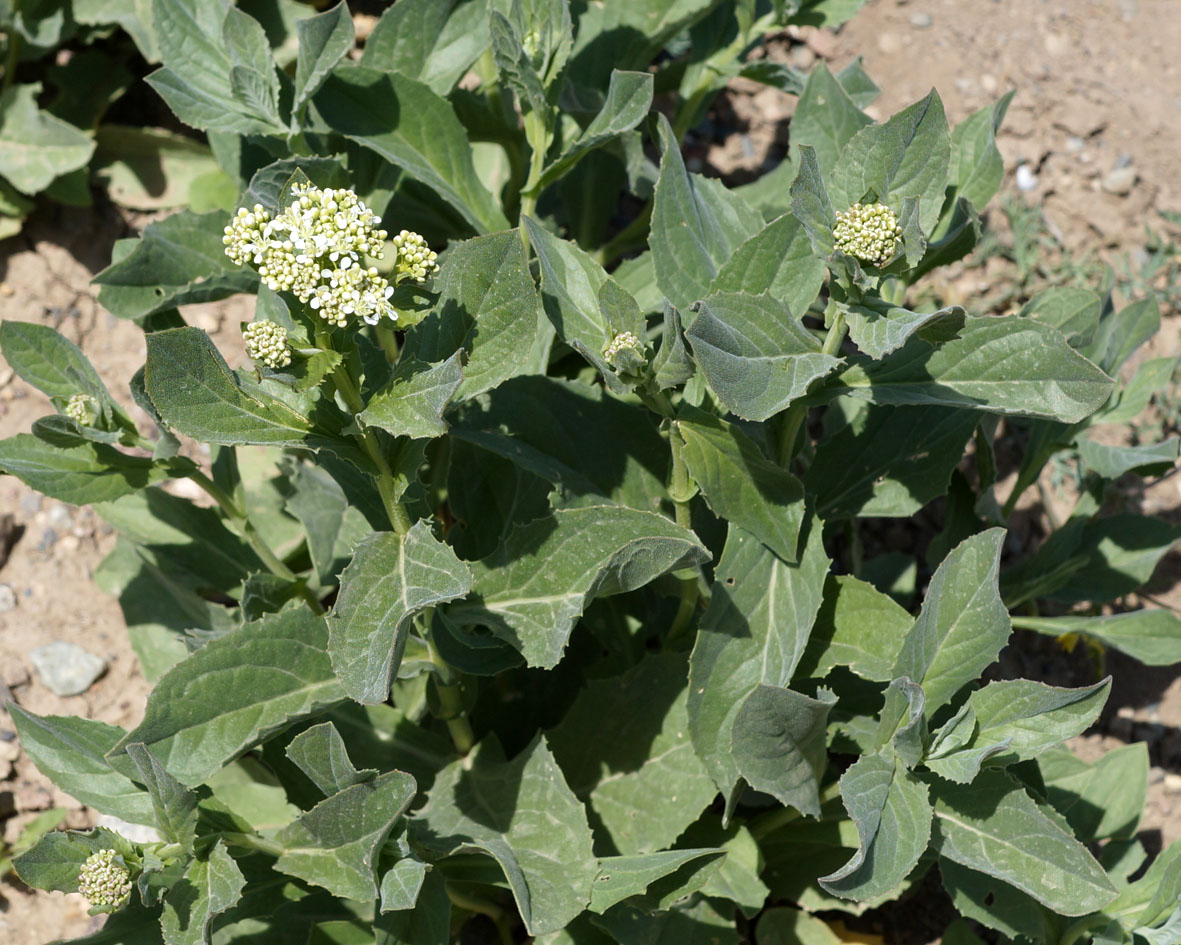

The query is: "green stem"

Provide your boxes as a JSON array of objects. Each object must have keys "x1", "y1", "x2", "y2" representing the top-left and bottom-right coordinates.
[
  {"x1": 595, "y1": 202, "x2": 653, "y2": 267},
  {"x1": 219, "y1": 833, "x2": 284, "y2": 858},
  {"x1": 749, "y1": 781, "x2": 843, "y2": 840},
  {"x1": 186, "y1": 471, "x2": 325, "y2": 615},
  {"x1": 822, "y1": 309, "x2": 849, "y2": 358},
  {"x1": 426, "y1": 627, "x2": 476, "y2": 755},
  {"x1": 775, "y1": 404, "x2": 806, "y2": 469},
  {"x1": 318, "y1": 329, "x2": 411, "y2": 535},
  {"x1": 1002, "y1": 443, "x2": 1055, "y2": 519},
  {"x1": 375, "y1": 322, "x2": 400, "y2": 364},
  {"x1": 1059, "y1": 914, "x2": 1113, "y2": 945},
  {"x1": 666, "y1": 425, "x2": 700, "y2": 643},
  {"x1": 446, "y1": 886, "x2": 515, "y2": 945}
]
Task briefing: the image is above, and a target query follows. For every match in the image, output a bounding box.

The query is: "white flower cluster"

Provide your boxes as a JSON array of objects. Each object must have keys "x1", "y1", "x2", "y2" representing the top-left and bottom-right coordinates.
[
  {"x1": 603, "y1": 331, "x2": 641, "y2": 364},
  {"x1": 65, "y1": 393, "x2": 96, "y2": 426},
  {"x1": 243, "y1": 319, "x2": 292, "y2": 369},
  {"x1": 77, "y1": 849, "x2": 132, "y2": 909},
  {"x1": 832, "y1": 202, "x2": 903, "y2": 267},
  {"x1": 222, "y1": 184, "x2": 438, "y2": 328}
]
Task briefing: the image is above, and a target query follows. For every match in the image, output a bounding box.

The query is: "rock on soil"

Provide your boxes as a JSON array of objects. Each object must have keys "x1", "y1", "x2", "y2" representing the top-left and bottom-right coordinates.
[{"x1": 28, "y1": 642, "x2": 107, "y2": 697}]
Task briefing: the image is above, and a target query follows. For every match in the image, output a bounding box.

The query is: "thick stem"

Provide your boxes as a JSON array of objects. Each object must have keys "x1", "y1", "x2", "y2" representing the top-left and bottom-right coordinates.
[
  {"x1": 426, "y1": 627, "x2": 476, "y2": 756},
  {"x1": 749, "y1": 781, "x2": 843, "y2": 840},
  {"x1": 319, "y1": 329, "x2": 411, "y2": 535},
  {"x1": 775, "y1": 404, "x2": 806, "y2": 469},
  {"x1": 666, "y1": 425, "x2": 700, "y2": 643}
]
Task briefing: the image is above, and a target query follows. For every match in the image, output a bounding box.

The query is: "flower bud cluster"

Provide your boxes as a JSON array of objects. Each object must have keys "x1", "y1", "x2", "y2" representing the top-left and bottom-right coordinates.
[
  {"x1": 243, "y1": 319, "x2": 292, "y2": 369},
  {"x1": 222, "y1": 184, "x2": 438, "y2": 328},
  {"x1": 65, "y1": 392, "x2": 96, "y2": 426},
  {"x1": 603, "y1": 331, "x2": 643, "y2": 370},
  {"x1": 77, "y1": 849, "x2": 132, "y2": 909},
  {"x1": 832, "y1": 202, "x2": 903, "y2": 267},
  {"x1": 392, "y1": 230, "x2": 439, "y2": 283}
]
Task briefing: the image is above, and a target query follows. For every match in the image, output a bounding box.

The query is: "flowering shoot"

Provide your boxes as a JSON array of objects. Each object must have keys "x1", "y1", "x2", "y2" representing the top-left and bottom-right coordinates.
[
  {"x1": 243, "y1": 319, "x2": 292, "y2": 368},
  {"x1": 832, "y1": 202, "x2": 903, "y2": 267},
  {"x1": 77, "y1": 848, "x2": 132, "y2": 909}
]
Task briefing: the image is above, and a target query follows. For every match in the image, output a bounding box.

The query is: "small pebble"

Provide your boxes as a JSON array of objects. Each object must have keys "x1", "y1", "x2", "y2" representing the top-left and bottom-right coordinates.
[
  {"x1": 1101, "y1": 164, "x2": 1136, "y2": 196},
  {"x1": 789, "y1": 45, "x2": 816, "y2": 69},
  {"x1": 910, "y1": 12, "x2": 932, "y2": 28},
  {"x1": 29, "y1": 641, "x2": 107, "y2": 696},
  {"x1": 46, "y1": 504, "x2": 74, "y2": 531},
  {"x1": 19, "y1": 493, "x2": 41, "y2": 517},
  {"x1": 0, "y1": 584, "x2": 15, "y2": 612},
  {"x1": 1015, "y1": 164, "x2": 1039, "y2": 191},
  {"x1": 1165, "y1": 772, "x2": 1181, "y2": 795}
]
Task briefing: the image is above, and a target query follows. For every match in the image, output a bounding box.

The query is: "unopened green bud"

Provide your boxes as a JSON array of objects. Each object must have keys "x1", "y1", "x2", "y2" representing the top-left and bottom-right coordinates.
[
  {"x1": 78, "y1": 848, "x2": 132, "y2": 909},
  {"x1": 65, "y1": 393, "x2": 96, "y2": 426},
  {"x1": 603, "y1": 331, "x2": 645, "y2": 374},
  {"x1": 832, "y1": 202, "x2": 903, "y2": 267},
  {"x1": 243, "y1": 319, "x2": 292, "y2": 369}
]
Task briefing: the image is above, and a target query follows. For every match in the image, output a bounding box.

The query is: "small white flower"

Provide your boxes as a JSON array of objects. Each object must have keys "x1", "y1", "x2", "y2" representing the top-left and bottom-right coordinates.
[
  {"x1": 77, "y1": 848, "x2": 132, "y2": 909},
  {"x1": 243, "y1": 319, "x2": 292, "y2": 369},
  {"x1": 65, "y1": 393, "x2": 96, "y2": 426},
  {"x1": 832, "y1": 202, "x2": 903, "y2": 267}
]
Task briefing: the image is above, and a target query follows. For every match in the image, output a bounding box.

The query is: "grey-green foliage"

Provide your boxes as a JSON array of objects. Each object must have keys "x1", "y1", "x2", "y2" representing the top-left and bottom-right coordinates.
[{"x1": 3, "y1": 3, "x2": 1175, "y2": 944}]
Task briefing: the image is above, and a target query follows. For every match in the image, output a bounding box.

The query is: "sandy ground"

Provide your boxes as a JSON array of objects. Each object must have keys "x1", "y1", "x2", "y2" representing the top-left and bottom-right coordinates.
[{"x1": 0, "y1": 1, "x2": 1179, "y2": 942}]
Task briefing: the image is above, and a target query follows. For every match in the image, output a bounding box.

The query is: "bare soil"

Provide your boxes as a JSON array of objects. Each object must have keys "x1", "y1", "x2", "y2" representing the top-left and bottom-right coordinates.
[{"x1": 1, "y1": 1, "x2": 1179, "y2": 942}]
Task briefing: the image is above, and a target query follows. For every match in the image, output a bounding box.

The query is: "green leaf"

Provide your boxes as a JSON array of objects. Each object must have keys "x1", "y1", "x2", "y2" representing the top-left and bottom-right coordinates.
[
  {"x1": 161, "y1": 841, "x2": 245, "y2": 945},
  {"x1": 284, "y1": 462, "x2": 371, "y2": 585},
  {"x1": 125, "y1": 742, "x2": 199, "y2": 849},
  {"x1": 688, "y1": 521, "x2": 829, "y2": 809},
  {"x1": 731, "y1": 683, "x2": 836, "y2": 815},
  {"x1": 380, "y1": 857, "x2": 429, "y2": 912},
  {"x1": 653, "y1": 299, "x2": 695, "y2": 391},
  {"x1": 804, "y1": 403, "x2": 978, "y2": 518},
  {"x1": 650, "y1": 115, "x2": 764, "y2": 309},
  {"x1": 274, "y1": 770, "x2": 416, "y2": 902},
  {"x1": 223, "y1": 7, "x2": 283, "y2": 128},
  {"x1": 948, "y1": 92, "x2": 1013, "y2": 211},
  {"x1": 417, "y1": 736, "x2": 596, "y2": 934},
  {"x1": 0, "y1": 434, "x2": 167, "y2": 505},
  {"x1": 404, "y1": 230, "x2": 539, "y2": 400},
  {"x1": 834, "y1": 315, "x2": 1116, "y2": 424},
  {"x1": 588, "y1": 850, "x2": 725, "y2": 914},
  {"x1": 7, "y1": 707, "x2": 154, "y2": 826},
  {"x1": 144, "y1": 327, "x2": 316, "y2": 447},
  {"x1": 790, "y1": 63, "x2": 872, "y2": 178},
  {"x1": 113, "y1": 607, "x2": 347, "y2": 786},
  {"x1": 360, "y1": 0, "x2": 489, "y2": 96},
  {"x1": 294, "y1": 2, "x2": 354, "y2": 113},
  {"x1": 329, "y1": 521, "x2": 473, "y2": 704},
  {"x1": 93, "y1": 210, "x2": 258, "y2": 320},
  {"x1": 0, "y1": 83, "x2": 95, "y2": 195},
  {"x1": 1078, "y1": 435, "x2": 1180, "y2": 479},
  {"x1": 286, "y1": 722, "x2": 377, "y2": 797},
  {"x1": 1011, "y1": 610, "x2": 1181, "y2": 666},
  {"x1": 1086, "y1": 296, "x2": 1161, "y2": 375},
  {"x1": 448, "y1": 507, "x2": 708, "y2": 668},
  {"x1": 843, "y1": 302, "x2": 966, "y2": 360},
  {"x1": 1038, "y1": 742, "x2": 1147, "y2": 842},
  {"x1": 244, "y1": 157, "x2": 349, "y2": 214},
  {"x1": 309, "y1": 65, "x2": 509, "y2": 233},
  {"x1": 926, "y1": 678, "x2": 1109, "y2": 782},
  {"x1": 0, "y1": 321, "x2": 112, "y2": 407},
  {"x1": 490, "y1": 10, "x2": 547, "y2": 116},
  {"x1": 359, "y1": 353, "x2": 463, "y2": 440},
  {"x1": 676, "y1": 410, "x2": 805, "y2": 563},
  {"x1": 548, "y1": 653, "x2": 718, "y2": 856},
  {"x1": 894, "y1": 529, "x2": 1009, "y2": 716},
  {"x1": 756, "y1": 907, "x2": 844, "y2": 945},
  {"x1": 790, "y1": 146, "x2": 836, "y2": 260},
  {"x1": 819, "y1": 752, "x2": 931, "y2": 900},
  {"x1": 829, "y1": 90, "x2": 950, "y2": 235},
  {"x1": 1020, "y1": 286, "x2": 1100, "y2": 348},
  {"x1": 796, "y1": 574, "x2": 913, "y2": 682},
  {"x1": 685, "y1": 292, "x2": 840, "y2": 422},
  {"x1": 538, "y1": 70, "x2": 654, "y2": 187},
  {"x1": 94, "y1": 126, "x2": 234, "y2": 213},
  {"x1": 75, "y1": 0, "x2": 159, "y2": 62},
  {"x1": 450, "y1": 376, "x2": 668, "y2": 510},
  {"x1": 1098, "y1": 355, "x2": 1178, "y2": 425},
  {"x1": 679, "y1": 817, "x2": 770, "y2": 917},
  {"x1": 147, "y1": 0, "x2": 284, "y2": 135},
  {"x1": 1042, "y1": 515, "x2": 1181, "y2": 605},
  {"x1": 523, "y1": 216, "x2": 619, "y2": 360},
  {"x1": 709, "y1": 213, "x2": 827, "y2": 328},
  {"x1": 938, "y1": 857, "x2": 1063, "y2": 944},
  {"x1": 376, "y1": 867, "x2": 450, "y2": 944},
  {"x1": 12, "y1": 827, "x2": 135, "y2": 894},
  {"x1": 930, "y1": 769, "x2": 1117, "y2": 915}
]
